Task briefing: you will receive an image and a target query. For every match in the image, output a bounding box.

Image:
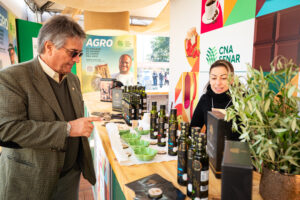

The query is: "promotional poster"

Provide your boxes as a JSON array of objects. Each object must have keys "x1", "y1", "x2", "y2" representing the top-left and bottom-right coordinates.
[
  {"x1": 0, "y1": 5, "x2": 18, "y2": 69},
  {"x1": 80, "y1": 35, "x2": 136, "y2": 93}
]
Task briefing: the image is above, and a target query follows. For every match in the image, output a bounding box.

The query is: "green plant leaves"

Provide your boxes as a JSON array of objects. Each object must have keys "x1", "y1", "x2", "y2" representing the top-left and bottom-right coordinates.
[
  {"x1": 225, "y1": 57, "x2": 300, "y2": 174},
  {"x1": 264, "y1": 99, "x2": 271, "y2": 113},
  {"x1": 268, "y1": 147, "x2": 275, "y2": 162},
  {"x1": 288, "y1": 85, "x2": 296, "y2": 98}
]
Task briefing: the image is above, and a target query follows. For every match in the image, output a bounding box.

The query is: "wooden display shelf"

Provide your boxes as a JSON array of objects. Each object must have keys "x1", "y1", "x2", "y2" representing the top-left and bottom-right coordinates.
[{"x1": 83, "y1": 92, "x2": 262, "y2": 200}]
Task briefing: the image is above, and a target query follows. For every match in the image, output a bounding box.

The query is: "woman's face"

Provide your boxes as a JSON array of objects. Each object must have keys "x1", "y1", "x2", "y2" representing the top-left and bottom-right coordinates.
[{"x1": 209, "y1": 66, "x2": 230, "y2": 94}]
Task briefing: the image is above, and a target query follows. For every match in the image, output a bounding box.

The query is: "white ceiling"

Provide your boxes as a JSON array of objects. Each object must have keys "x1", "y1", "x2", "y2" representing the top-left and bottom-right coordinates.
[{"x1": 30, "y1": 0, "x2": 168, "y2": 19}]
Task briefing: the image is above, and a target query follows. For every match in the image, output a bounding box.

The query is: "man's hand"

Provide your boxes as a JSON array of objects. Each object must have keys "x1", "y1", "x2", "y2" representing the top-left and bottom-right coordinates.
[{"x1": 68, "y1": 117, "x2": 102, "y2": 137}]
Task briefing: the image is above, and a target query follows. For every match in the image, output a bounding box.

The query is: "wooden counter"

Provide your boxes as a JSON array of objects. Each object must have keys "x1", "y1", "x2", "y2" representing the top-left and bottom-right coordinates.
[{"x1": 83, "y1": 92, "x2": 263, "y2": 200}]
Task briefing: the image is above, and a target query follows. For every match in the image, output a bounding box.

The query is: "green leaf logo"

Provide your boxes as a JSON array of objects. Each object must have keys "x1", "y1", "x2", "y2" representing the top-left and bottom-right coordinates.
[{"x1": 206, "y1": 47, "x2": 218, "y2": 65}]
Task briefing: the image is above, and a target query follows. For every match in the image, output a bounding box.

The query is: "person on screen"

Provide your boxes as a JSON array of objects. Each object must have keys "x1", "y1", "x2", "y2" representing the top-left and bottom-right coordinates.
[
  {"x1": 8, "y1": 43, "x2": 16, "y2": 64},
  {"x1": 111, "y1": 54, "x2": 135, "y2": 86},
  {"x1": 0, "y1": 15, "x2": 101, "y2": 199}
]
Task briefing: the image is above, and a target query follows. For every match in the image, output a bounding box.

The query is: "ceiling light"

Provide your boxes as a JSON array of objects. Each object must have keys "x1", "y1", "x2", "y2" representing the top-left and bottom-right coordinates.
[{"x1": 84, "y1": 11, "x2": 129, "y2": 36}]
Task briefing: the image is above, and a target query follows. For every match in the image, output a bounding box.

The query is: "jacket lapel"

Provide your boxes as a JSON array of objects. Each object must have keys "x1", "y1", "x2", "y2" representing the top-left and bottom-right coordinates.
[
  {"x1": 67, "y1": 76, "x2": 82, "y2": 118},
  {"x1": 31, "y1": 58, "x2": 65, "y2": 121}
]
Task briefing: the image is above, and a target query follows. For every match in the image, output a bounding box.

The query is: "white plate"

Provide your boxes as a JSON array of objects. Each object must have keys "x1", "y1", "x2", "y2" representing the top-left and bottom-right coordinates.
[{"x1": 202, "y1": 8, "x2": 219, "y2": 24}]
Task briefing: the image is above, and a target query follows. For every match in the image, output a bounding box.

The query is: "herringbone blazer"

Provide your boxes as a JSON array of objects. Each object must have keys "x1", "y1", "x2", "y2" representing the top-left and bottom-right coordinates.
[{"x1": 0, "y1": 58, "x2": 96, "y2": 200}]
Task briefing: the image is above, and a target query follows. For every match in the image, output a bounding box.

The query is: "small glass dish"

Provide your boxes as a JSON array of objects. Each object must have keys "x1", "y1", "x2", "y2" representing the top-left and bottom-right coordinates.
[
  {"x1": 133, "y1": 147, "x2": 158, "y2": 161},
  {"x1": 135, "y1": 128, "x2": 150, "y2": 135},
  {"x1": 119, "y1": 129, "x2": 130, "y2": 135},
  {"x1": 128, "y1": 139, "x2": 150, "y2": 149},
  {"x1": 121, "y1": 133, "x2": 141, "y2": 143}
]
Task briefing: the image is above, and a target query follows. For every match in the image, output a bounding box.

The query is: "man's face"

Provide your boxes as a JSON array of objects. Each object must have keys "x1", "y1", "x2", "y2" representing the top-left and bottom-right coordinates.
[
  {"x1": 119, "y1": 55, "x2": 132, "y2": 74},
  {"x1": 47, "y1": 37, "x2": 83, "y2": 75}
]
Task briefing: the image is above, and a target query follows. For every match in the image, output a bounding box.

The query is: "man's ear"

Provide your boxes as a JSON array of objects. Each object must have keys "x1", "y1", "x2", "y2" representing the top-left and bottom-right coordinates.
[{"x1": 43, "y1": 41, "x2": 54, "y2": 56}]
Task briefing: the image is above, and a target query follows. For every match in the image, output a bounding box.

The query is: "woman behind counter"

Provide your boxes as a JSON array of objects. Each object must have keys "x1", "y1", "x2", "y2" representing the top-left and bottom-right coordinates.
[{"x1": 190, "y1": 59, "x2": 238, "y2": 140}]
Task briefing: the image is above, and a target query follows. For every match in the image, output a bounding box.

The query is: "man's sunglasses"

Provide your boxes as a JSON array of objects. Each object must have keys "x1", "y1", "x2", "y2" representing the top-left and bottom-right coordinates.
[{"x1": 62, "y1": 47, "x2": 83, "y2": 58}]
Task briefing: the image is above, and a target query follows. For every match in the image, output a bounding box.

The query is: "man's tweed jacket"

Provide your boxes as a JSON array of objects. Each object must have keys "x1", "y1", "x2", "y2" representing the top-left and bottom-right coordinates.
[{"x1": 0, "y1": 58, "x2": 96, "y2": 199}]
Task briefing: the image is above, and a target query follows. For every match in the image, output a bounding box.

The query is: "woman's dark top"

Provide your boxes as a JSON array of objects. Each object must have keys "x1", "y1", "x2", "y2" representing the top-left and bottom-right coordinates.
[{"x1": 190, "y1": 84, "x2": 232, "y2": 130}]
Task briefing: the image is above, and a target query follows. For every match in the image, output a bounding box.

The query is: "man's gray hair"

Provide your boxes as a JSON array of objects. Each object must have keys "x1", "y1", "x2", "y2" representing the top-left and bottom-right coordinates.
[{"x1": 37, "y1": 15, "x2": 86, "y2": 54}]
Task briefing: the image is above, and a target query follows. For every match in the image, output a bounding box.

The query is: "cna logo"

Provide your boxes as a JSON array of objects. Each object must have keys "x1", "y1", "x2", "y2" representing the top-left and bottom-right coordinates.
[
  {"x1": 206, "y1": 47, "x2": 218, "y2": 65},
  {"x1": 205, "y1": 45, "x2": 241, "y2": 65}
]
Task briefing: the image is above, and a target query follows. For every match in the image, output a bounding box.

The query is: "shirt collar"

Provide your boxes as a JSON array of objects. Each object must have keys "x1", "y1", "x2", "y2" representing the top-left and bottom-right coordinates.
[{"x1": 38, "y1": 56, "x2": 66, "y2": 83}]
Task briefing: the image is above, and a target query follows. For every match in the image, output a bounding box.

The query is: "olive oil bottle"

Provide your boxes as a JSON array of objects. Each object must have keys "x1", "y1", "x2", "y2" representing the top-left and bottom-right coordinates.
[
  {"x1": 168, "y1": 109, "x2": 178, "y2": 156},
  {"x1": 187, "y1": 127, "x2": 200, "y2": 197},
  {"x1": 158, "y1": 105, "x2": 167, "y2": 146},
  {"x1": 141, "y1": 86, "x2": 147, "y2": 115},
  {"x1": 150, "y1": 102, "x2": 158, "y2": 139},
  {"x1": 192, "y1": 133, "x2": 209, "y2": 199},
  {"x1": 177, "y1": 122, "x2": 189, "y2": 186}
]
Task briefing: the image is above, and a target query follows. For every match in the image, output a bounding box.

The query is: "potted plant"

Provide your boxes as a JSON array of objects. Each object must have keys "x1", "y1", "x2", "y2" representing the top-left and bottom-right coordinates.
[{"x1": 225, "y1": 57, "x2": 300, "y2": 200}]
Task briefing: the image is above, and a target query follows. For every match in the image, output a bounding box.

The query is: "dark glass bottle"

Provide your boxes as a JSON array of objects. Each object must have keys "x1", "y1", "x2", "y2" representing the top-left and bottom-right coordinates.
[
  {"x1": 192, "y1": 133, "x2": 209, "y2": 199},
  {"x1": 187, "y1": 127, "x2": 200, "y2": 197},
  {"x1": 129, "y1": 93, "x2": 135, "y2": 123},
  {"x1": 128, "y1": 85, "x2": 132, "y2": 93},
  {"x1": 177, "y1": 122, "x2": 189, "y2": 186},
  {"x1": 157, "y1": 105, "x2": 167, "y2": 147},
  {"x1": 168, "y1": 109, "x2": 178, "y2": 156},
  {"x1": 199, "y1": 133, "x2": 209, "y2": 199},
  {"x1": 150, "y1": 102, "x2": 158, "y2": 139},
  {"x1": 141, "y1": 86, "x2": 147, "y2": 115},
  {"x1": 134, "y1": 94, "x2": 142, "y2": 120}
]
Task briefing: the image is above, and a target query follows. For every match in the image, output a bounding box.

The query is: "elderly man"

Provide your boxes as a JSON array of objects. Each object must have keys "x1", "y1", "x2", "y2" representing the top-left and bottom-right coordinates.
[
  {"x1": 111, "y1": 54, "x2": 135, "y2": 86},
  {"x1": 0, "y1": 15, "x2": 100, "y2": 200}
]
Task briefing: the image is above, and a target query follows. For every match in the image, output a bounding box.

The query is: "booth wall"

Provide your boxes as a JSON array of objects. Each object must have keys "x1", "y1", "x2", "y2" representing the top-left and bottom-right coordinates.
[{"x1": 169, "y1": 0, "x2": 300, "y2": 122}]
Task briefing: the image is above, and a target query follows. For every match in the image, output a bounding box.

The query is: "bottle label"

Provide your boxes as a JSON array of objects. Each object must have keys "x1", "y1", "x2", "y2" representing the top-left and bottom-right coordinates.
[
  {"x1": 193, "y1": 160, "x2": 201, "y2": 172},
  {"x1": 187, "y1": 149, "x2": 194, "y2": 159},
  {"x1": 183, "y1": 173, "x2": 187, "y2": 181},
  {"x1": 143, "y1": 99, "x2": 147, "y2": 103},
  {"x1": 177, "y1": 130, "x2": 181, "y2": 138},
  {"x1": 179, "y1": 142, "x2": 186, "y2": 152},
  {"x1": 201, "y1": 170, "x2": 209, "y2": 182},
  {"x1": 139, "y1": 109, "x2": 142, "y2": 114},
  {"x1": 187, "y1": 183, "x2": 193, "y2": 192},
  {"x1": 161, "y1": 138, "x2": 165, "y2": 142},
  {"x1": 165, "y1": 123, "x2": 169, "y2": 129},
  {"x1": 173, "y1": 147, "x2": 178, "y2": 152},
  {"x1": 154, "y1": 131, "x2": 158, "y2": 136},
  {"x1": 200, "y1": 185, "x2": 208, "y2": 192}
]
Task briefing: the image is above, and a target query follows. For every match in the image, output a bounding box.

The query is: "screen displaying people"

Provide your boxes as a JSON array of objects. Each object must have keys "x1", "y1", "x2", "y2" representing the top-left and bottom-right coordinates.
[{"x1": 111, "y1": 54, "x2": 135, "y2": 86}]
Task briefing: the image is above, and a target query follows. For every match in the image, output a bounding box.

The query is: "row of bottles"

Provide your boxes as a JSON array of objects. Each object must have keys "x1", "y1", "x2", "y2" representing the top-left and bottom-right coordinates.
[
  {"x1": 122, "y1": 85, "x2": 147, "y2": 125},
  {"x1": 177, "y1": 123, "x2": 209, "y2": 199},
  {"x1": 149, "y1": 102, "x2": 209, "y2": 199},
  {"x1": 150, "y1": 102, "x2": 178, "y2": 153}
]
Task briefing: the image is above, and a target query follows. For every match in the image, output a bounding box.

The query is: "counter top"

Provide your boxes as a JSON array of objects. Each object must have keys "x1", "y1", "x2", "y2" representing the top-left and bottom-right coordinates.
[{"x1": 83, "y1": 92, "x2": 262, "y2": 200}]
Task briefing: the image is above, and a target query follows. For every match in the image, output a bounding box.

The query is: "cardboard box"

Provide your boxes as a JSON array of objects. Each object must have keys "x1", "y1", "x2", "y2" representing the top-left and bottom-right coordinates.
[
  {"x1": 206, "y1": 111, "x2": 233, "y2": 178},
  {"x1": 221, "y1": 140, "x2": 252, "y2": 200}
]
